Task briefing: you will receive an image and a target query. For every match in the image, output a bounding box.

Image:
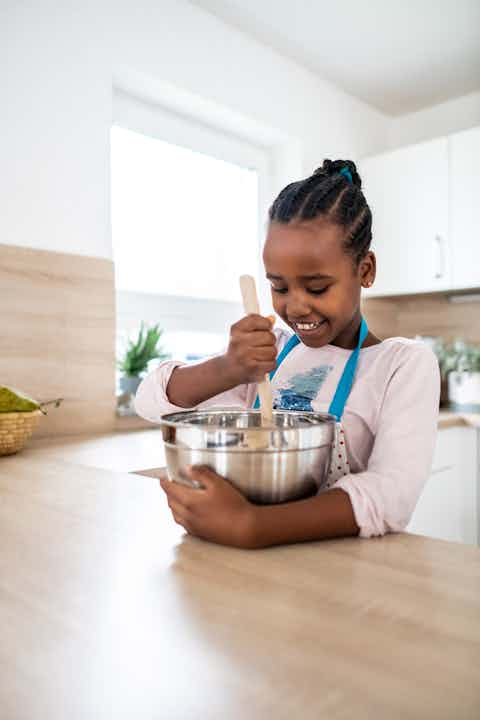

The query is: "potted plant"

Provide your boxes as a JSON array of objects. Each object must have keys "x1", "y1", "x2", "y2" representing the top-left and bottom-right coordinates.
[
  {"x1": 117, "y1": 323, "x2": 169, "y2": 396},
  {"x1": 433, "y1": 339, "x2": 480, "y2": 411}
]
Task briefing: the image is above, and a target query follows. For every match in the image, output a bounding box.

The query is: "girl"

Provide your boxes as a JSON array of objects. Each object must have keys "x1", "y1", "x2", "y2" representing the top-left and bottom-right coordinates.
[{"x1": 135, "y1": 159, "x2": 440, "y2": 549}]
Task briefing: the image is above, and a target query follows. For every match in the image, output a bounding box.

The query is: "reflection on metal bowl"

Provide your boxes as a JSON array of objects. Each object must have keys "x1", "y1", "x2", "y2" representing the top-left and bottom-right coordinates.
[{"x1": 159, "y1": 409, "x2": 335, "y2": 504}]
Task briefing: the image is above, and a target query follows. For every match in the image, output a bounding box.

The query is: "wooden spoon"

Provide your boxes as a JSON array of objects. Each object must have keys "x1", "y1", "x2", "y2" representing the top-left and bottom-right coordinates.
[{"x1": 239, "y1": 274, "x2": 273, "y2": 426}]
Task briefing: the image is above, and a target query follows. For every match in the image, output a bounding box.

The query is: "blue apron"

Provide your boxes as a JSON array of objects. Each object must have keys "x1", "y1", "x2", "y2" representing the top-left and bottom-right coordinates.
[
  {"x1": 254, "y1": 317, "x2": 369, "y2": 421},
  {"x1": 254, "y1": 317, "x2": 369, "y2": 486}
]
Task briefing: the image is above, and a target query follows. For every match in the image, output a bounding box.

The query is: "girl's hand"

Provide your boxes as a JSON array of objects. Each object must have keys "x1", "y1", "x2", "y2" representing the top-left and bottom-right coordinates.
[
  {"x1": 223, "y1": 314, "x2": 276, "y2": 385},
  {"x1": 160, "y1": 466, "x2": 257, "y2": 549}
]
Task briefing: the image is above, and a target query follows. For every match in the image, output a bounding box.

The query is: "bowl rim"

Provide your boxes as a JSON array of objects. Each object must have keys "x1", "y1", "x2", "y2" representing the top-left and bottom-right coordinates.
[{"x1": 159, "y1": 408, "x2": 337, "y2": 431}]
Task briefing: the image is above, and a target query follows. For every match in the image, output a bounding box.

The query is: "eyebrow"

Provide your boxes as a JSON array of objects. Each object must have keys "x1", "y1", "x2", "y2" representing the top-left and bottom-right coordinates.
[{"x1": 266, "y1": 273, "x2": 334, "y2": 281}]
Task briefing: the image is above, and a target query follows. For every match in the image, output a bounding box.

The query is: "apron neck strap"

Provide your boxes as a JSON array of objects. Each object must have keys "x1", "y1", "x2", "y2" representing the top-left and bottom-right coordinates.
[
  {"x1": 253, "y1": 316, "x2": 369, "y2": 416},
  {"x1": 328, "y1": 317, "x2": 369, "y2": 422}
]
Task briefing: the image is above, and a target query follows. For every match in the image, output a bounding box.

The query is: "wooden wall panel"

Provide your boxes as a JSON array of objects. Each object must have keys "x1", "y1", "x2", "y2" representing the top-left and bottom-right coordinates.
[
  {"x1": 0, "y1": 244, "x2": 116, "y2": 437},
  {"x1": 361, "y1": 297, "x2": 398, "y2": 339},
  {"x1": 363, "y1": 292, "x2": 480, "y2": 344}
]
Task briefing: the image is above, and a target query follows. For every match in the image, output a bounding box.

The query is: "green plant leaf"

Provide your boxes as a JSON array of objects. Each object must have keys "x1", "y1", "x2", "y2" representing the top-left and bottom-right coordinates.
[
  {"x1": 117, "y1": 323, "x2": 170, "y2": 377},
  {"x1": 432, "y1": 339, "x2": 480, "y2": 378}
]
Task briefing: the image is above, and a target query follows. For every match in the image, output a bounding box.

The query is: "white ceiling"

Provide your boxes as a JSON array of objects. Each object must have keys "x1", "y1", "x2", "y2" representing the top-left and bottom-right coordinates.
[{"x1": 191, "y1": 0, "x2": 480, "y2": 116}]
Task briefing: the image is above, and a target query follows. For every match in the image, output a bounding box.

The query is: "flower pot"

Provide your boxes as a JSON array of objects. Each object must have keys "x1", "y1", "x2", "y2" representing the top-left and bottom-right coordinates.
[
  {"x1": 448, "y1": 371, "x2": 480, "y2": 412},
  {"x1": 119, "y1": 375, "x2": 142, "y2": 396}
]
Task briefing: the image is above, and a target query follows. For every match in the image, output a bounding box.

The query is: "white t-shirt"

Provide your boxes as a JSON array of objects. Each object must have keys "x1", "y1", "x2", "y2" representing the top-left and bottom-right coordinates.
[{"x1": 135, "y1": 330, "x2": 440, "y2": 539}]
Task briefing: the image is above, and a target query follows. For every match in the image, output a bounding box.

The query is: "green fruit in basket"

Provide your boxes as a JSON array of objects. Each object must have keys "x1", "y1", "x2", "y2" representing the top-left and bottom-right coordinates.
[{"x1": 0, "y1": 387, "x2": 40, "y2": 413}]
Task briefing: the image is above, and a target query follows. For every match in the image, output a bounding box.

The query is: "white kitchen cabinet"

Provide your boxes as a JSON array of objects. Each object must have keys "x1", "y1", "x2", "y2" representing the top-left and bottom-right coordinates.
[
  {"x1": 407, "y1": 427, "x2": 478, "y2": 545},
  {"x1": 360, "y1": 138, "x2": 450, "y2": 297},
  {"x1": 450, "y1": 126, "x2": 480, "y2": 290}
]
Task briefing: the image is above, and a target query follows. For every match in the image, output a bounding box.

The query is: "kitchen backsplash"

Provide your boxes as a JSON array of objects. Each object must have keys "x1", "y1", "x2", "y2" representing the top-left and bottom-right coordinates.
[
  {"x1": 0, "y1": 244, "x2": 116, "y2": 438},
  {"x1": 362, "y1": 292, "x2": 480, "y2": 345}
]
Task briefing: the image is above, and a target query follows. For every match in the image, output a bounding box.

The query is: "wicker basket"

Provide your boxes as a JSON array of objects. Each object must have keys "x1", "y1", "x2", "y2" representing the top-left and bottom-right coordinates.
[{"x1": 0, "y1": 410, "x2": 43, "y2": 456}]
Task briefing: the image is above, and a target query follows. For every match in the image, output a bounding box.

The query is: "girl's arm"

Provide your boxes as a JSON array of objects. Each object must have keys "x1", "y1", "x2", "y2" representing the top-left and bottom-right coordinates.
[
  {"x1": 165, "y1": 355, "x2": 241, "y2": 408},
  {"x1": 161, "y1": 465, "x2": 358, "y2": 549},
  {"x1": 334, "y1": 343, "x2": 440, "y2": 538},
  {"x1": 135, "y1": 314, "x2": 278, "y2": 419},
  {"x1": 249, "y1": 489, "x2": 359, "y2": 546}
]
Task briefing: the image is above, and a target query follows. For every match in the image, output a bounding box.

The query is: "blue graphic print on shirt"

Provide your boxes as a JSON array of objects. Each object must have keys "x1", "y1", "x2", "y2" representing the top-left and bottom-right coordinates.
[{"x1": 274, "y1": 365, "x2": 333, "y2": 411}]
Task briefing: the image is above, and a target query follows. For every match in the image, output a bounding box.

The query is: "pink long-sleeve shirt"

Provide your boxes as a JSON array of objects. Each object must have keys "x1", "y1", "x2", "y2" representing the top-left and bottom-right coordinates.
[{"x1": 135, "y1": 331, "x2": 440, "y2": 538}]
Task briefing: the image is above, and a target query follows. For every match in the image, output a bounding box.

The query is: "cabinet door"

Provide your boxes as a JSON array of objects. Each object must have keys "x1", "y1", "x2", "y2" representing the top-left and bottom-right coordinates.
[
  {"x1": 360, "y1": 138, "x2": 450, "y2": 296},
  {"x1": 407, "y1": 427, "x2": 478, "y2": 545},
  {"x1": 450, "y1": 126, "x2": 480, "y2": 289}
]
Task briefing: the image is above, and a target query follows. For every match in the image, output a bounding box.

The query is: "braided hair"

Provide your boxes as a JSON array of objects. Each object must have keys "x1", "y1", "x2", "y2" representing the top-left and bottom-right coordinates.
[{"x1": 269, "y1": 159, "x2": 372, "y2": 265}]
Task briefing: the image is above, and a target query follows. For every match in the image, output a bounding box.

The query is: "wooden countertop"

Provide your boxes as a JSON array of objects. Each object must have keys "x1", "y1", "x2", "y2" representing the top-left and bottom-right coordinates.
[
  {"x1": 1, "y1": 432, "x2": 479, "y2": 718},
  {"x1": 437, "y1": 409, "x2": 480, "y2": 430},
  {"x1": 26, "y1": 425, "x2": 166, "y2": 473}
]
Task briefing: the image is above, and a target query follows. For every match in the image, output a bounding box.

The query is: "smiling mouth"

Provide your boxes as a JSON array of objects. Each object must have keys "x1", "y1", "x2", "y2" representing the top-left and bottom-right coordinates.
[{"x1": 291, "y1": 320, "x2": 326, "y2": 332}]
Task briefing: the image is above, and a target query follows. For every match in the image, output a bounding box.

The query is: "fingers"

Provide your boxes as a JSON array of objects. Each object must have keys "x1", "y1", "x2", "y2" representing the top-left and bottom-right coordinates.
[
  {"x1": 234, "y1": 350, "x2": 276, "y2": 373},
  {"x1": 244, "y1": 330, "x2": 276, "y2": 348},
  {"x1": 230, "y1": 330, "x2": 276, "y2": 366},
  {"x1": 160, "y1": 471, "x2": 219, "y2": 535},
  {"x1": 185, "y1": 465, "x2": 221, "y2": 489},
  {"x1": 160, "y1": 479, "x2": 193, "y2": 528},
  {"x1": 227, "y1": 314, "x2": 277, "y2": 383},
  {"x1": 160, "y1": 465, "x2": 223, "y2": 500},
  {"x1": 251, "y1": 346, "x2": 277, "y2": 362},
  {"x1": 168, "y1": 499, "x2": 190, "y2": 528},
  {"x1": 160, "y1": 477, "x2": 200, "y2": 508},
  {"x1": 233, "y1": 314, "x2": 274, "y2": 333},
  {"x1": 160, "y1": 466, "x2": 216, "y2": 502},
  {"x1": 251, "y1": 361, "x2": 277, "y2": 378}
]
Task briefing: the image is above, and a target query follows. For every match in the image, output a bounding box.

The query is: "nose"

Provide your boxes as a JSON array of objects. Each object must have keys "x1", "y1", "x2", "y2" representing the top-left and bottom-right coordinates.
[{"x1": 285, "y1": 290, "x2": 312, "y2": 319}]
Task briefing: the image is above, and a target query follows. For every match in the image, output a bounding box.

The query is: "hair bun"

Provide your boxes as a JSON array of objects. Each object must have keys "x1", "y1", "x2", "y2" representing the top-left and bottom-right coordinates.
[{"x1": 314, "y1": 158, "x2": 362, "y2": 189}]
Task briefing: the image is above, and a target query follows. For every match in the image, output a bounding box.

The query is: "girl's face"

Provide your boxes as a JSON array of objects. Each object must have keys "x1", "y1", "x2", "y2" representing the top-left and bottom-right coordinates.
[{"x1": 263, "y1": 218, "x2": 375, "y2": 349}]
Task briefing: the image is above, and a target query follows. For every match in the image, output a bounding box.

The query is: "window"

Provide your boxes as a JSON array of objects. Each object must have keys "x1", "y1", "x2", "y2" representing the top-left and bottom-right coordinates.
[
  {"x1": 111, "y1": 125, "x2": 260, "y2": 302},
  {"x1": 111, "y1": 91, "x2": 270, "y2": 366}
]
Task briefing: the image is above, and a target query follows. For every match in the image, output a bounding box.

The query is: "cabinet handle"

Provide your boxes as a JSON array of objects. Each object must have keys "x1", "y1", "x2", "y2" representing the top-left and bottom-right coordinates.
[{"x1": 434, "y1": 235, "x2": 445, "y2": 280}]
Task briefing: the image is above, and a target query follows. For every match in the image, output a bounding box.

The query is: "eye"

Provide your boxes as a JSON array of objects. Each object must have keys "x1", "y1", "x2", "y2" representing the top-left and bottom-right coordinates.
[
  {"x1": 308, "y1": 287, "x2": 329, "y2": 295},
  {"x1": 271, "y1": 286, "x2": 288, "y2": 294}
]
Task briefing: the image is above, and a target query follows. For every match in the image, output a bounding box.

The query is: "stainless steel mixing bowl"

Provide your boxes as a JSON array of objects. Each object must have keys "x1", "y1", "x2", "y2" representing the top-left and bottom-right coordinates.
[{"x1": 159, "y1": 409, "x2": 336, "y2": 504}]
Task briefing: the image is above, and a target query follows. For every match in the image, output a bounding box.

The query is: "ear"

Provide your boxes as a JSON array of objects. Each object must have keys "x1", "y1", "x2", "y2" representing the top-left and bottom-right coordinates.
[{"x1": 358, "y1": 251, "x2": 376, "y2": 289}]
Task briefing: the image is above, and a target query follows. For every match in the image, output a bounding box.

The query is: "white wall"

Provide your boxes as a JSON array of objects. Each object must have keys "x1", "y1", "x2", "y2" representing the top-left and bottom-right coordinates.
[
  {"x1": 1, "y1": 0, "x2": 389, "y2": 261},
  {"x1": 388, "y1": 90, "x2": 480, "y2": 149},
  {"x1": 1, "y1": 4, "x2": 112, "y2": 259}
]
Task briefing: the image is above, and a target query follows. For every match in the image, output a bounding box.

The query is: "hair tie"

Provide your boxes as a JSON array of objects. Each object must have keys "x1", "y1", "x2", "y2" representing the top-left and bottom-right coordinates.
[{"x1": 339, "y1": 167, "x2": 353, "y2": 184}]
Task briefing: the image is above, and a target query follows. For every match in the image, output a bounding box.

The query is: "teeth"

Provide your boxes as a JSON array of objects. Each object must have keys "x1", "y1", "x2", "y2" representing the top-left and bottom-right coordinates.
[{"x1": 295, "y1": 322, "x2": 322, "y2": 330}]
